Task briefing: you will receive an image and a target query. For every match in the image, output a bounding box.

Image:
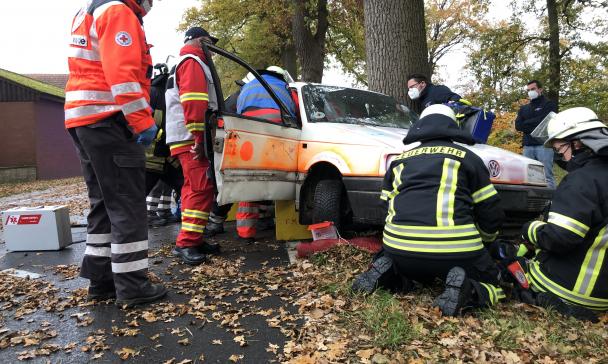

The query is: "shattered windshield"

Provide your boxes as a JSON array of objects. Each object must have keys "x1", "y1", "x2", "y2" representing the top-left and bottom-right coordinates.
[{"x1": 302, "y1": 85, "x2": 416, "y2": 129}]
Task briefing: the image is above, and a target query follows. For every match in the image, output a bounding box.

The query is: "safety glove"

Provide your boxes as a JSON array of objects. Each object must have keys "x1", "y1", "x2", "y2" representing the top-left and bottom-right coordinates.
[{"x1": 137, "y1": 124, "x2": 159, "y2": 146}]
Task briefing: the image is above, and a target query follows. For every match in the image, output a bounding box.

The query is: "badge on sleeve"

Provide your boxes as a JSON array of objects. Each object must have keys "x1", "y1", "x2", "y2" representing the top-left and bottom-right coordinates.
[{"x1": 115, "y1": 31, "x2": 133, "y2": 47}]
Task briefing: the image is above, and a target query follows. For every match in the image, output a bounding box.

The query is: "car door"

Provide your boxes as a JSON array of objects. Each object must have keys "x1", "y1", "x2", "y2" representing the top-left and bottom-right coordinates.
[{"x1": 202, "y1": 44, "x2": 301, "y2": 205}]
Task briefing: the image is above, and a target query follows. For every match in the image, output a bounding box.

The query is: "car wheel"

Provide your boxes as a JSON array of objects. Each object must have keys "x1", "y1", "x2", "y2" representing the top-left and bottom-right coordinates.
[{"x1": 312, "y1": 179, "x2": 344, "y2": 230}]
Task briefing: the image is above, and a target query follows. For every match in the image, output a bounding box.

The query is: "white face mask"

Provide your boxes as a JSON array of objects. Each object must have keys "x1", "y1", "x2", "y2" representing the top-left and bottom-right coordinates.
[
  {"x1": 528, "y1": 90, "x2": 539, "y2": 100},
  {"x1": 408, "y1": 87, "x2": 420, "y2": 100}
]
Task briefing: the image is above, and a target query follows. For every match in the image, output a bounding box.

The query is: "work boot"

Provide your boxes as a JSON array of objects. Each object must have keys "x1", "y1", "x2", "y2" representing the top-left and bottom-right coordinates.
[
  {"x1": 434, "y1": 266, "x2": 472, "y2": 316},
  {"x1": 172, "y1": 246, "x2": 207, "y2": 265},
  {"x1": 87, "y1": 280, "x2": 117, "y2": 301},
  {"x1": 115, "y1": 283, "x2": 168, "y2": 308},
  {"x1": 351, "y1": 256, "x2": 395, "y2": 294},
  {"x1": 196, "y1": 242, "x2": 221, "y2": 255},
  {"x1": 158, "y1": 211, "x2": 180, "y2": 224},
  {"x1": 147, "y1": 213, "x2": 167, "y2": 228},
  {"x1": 535, "y1": 292, "x2": 599, "y2": 322},
  {"x1": 203, "y1": 221, "x2": 225, "y2": 238}
]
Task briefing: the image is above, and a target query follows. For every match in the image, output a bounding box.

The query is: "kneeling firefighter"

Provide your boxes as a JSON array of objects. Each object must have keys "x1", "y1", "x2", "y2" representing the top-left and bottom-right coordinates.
[
  {"x1": 514, "y1": 107, "x2": 608, "y2": 321},
  {"x1": 353, "y1": 105, "x2": 506, "y2": 316}
]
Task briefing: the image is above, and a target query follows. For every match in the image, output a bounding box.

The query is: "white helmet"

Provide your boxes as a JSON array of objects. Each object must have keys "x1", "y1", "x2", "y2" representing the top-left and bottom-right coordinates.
[
  {"x1": 419, "y1": 104, "x2": 457, "y2": 122},
  {"x1": 543, "y1": 107, "x2": 606, "y2": 147},
  {"x1": 266, "y1": 66, "x2": 295, "y2": 83},
  {"x1": 241, "y1": 72, "x2": 255, "y2": 84}
]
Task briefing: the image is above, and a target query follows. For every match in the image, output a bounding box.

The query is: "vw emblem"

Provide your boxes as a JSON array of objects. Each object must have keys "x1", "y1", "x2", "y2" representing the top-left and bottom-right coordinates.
[{"x1": 488, "y1": 160, "x2": 501, "y2": 178}]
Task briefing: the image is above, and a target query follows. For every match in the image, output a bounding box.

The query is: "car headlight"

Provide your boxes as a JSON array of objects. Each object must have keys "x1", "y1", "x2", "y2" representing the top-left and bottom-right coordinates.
[{"x1": 527, "y1": 164, "x2": 546, "y2": 185}]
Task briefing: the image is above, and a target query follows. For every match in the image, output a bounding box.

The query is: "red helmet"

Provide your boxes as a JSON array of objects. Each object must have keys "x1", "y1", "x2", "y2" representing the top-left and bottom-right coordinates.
[{"x1": 123, "y1": 0, "x2": 153, "y2": 17}]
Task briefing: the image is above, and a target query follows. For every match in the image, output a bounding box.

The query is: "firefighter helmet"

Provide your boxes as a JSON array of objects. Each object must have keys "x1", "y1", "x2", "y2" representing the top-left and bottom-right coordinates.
[{"x1": 544, "y1": 107, "x2": 606, "y2": 147}]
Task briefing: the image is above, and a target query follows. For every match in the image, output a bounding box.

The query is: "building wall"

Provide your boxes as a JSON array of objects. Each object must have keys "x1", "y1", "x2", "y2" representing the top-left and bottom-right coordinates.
[
  {"x1": 0, "y1": 102, "x2": 36, "y2": 168},
  {"x1": 35, "y1": 99, "x2": 81, "y2": 180}
]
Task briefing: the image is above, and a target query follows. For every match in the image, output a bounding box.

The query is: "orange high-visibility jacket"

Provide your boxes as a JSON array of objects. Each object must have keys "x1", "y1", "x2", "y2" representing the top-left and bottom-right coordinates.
[{"x1": 64, "y1": 0, "x2": 154, "y2": 134}]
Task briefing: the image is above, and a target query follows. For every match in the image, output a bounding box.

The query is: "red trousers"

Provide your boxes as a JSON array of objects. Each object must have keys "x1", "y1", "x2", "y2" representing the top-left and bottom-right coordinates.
[
  {"x1": 176, "y1": 152, "x2": 214, "y2": 248},
  {"x1": 236, "y1": 202, "x2": 273, "y2": 239}
]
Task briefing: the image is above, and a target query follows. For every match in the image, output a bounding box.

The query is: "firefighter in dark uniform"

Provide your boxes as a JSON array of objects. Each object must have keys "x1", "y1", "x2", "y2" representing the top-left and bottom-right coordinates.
[
  {"x1": 519, "y1": 107, "x2": 608, "y2": 321},
  {"x1": 407, "y1": 73, "x2": 463, "y2": 110},
  {"x1": 353, "y1": 105, "x2": 506, "y2": 316}
]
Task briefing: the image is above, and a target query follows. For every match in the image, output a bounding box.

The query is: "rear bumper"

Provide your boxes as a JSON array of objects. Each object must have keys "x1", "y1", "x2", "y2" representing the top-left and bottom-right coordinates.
[{"x1": 342, "y1": 177, "x2": 553, "y2": 232}]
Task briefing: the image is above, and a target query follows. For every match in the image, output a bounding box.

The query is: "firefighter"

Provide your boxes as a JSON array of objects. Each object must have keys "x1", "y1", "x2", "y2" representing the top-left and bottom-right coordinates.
[
  {"x1": 352, "y1": 105, "x2": 506, "y2": 316},
  {"x1": 234, "y1": 66, "x2": 296, "y2": 242},
  {"x1": 165, "y1": 27, "x2": 220, "y2": 265},
  {"x1": 65, "y1": 0, "x2": 166, "y2": 307},
  {"x1": 519, "y1": 107, "x2": 608, "y2": 321}
]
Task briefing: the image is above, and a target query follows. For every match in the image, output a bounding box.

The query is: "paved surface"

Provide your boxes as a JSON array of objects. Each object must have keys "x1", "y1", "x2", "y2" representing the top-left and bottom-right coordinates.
[{"x1": 0, "y1": 222, "x2": 297, "y2": 363}]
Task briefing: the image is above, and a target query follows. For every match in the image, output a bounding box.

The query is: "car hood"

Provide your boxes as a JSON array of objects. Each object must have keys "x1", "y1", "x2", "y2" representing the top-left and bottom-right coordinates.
[{"x1": 302, "y1": 123, "x2": 547, "y2": 186}]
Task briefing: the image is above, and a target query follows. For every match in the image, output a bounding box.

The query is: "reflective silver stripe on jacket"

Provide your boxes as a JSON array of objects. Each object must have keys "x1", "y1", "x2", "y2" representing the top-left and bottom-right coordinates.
[
  {"x1": 548, "y1": 212, "x2": 590, "y2": 238},
  {"x1": 111, "y1": 82, "x2": 142, "y2": 97},
  {"x1": 65, "y1": 104, "x2": 121, "y2": 120},
  {"x1": 383, "y1": 234, "x2": 483, "y2": 252},
  {"x1": 165, "y1": 54, "x2": 218, "y2": 145},
  {"x1": 65, "y1": 90, "x2": 115, "y2": 103},
  {"x1": 385, "y1": 222, "x2": 478, "y2": 237},
  {"x1": 574, "y1": 227, "x2": 608, "y2": 296},
  {"x1": 68, "y1": 47, "x2": 100, "y2": 61},
  {"x1": 122, "y1": 97, "x2": 150, "y2": 115},
  {"x1": 111, "y1": 240, "x2": 148, "y2": 255}
]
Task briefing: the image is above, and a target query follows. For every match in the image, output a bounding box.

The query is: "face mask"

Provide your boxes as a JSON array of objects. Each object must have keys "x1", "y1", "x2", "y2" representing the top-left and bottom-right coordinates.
[
  {"x1": 408, "y1": 87, "x2": 420, "y2": 100},
  {"x1": 528, "y1": 90, "x2": 539, "y2": 100}
]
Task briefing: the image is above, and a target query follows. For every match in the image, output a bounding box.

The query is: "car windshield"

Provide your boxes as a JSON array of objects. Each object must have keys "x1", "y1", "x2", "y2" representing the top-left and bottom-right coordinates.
[{"x1": 302, "y1": 85, "x2": 416, "y2": 129}]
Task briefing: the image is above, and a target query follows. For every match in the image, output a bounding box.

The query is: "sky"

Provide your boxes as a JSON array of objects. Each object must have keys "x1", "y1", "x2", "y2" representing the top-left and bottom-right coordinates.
[{"x1": 0, "y1": 0, "x2": 512, "y2": 91}]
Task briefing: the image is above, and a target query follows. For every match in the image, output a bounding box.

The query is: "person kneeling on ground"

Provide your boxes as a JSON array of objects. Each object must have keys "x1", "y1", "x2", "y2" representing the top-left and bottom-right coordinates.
[
  {"x1": 352, "y1": 104, "x2": 506, "y2": 316},
  {"x1": 515, "y1": 107, "x2": 608, "y2": 322}
]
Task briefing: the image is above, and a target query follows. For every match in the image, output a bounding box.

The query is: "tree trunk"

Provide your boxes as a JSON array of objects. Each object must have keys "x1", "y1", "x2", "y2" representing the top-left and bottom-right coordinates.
[
  {"x1": 364, "y1": 0, "x2": 429, "y2": 107},
  {"x1": 546, "y1": 0, "x2": 560, "y2": 108},
  {"x1": 280, "y1": 42, "x2": 298, "y2": 81},
  {"x1": 292, "y1": 0, "x2": 329, "y2": 82}
]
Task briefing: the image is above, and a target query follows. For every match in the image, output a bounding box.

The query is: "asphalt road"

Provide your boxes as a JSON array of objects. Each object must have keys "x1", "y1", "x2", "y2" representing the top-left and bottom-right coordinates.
[{"x1": 0, "y1": 222, "x2": 297, "y2": 363}]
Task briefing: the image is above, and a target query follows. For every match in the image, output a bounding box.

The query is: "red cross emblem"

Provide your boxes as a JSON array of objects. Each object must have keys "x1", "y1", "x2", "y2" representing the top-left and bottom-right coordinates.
[{"x1": 115, "y1": 31, "x2": 132, "y2": 47}]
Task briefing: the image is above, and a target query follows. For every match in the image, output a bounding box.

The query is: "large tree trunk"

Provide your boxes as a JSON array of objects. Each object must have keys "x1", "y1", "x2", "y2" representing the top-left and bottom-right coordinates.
[
  {"x1": 292, "y1": 0, "x2": 329, "y2": 82},
  {"x1": 364, "y1": 0, "x2": 430, "y2": 107},
  {"x1": 546, "y1": 0, "x2": 560, "y2": 108},
  {"x1": 280, "y1": 42, "x2": 298, "y2": 81}
]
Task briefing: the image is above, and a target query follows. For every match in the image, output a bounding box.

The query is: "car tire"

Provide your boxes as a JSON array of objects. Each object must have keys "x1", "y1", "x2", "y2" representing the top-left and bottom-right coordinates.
[{"x1": 312, "y1": 179, "x2": 344, "y2": 230}]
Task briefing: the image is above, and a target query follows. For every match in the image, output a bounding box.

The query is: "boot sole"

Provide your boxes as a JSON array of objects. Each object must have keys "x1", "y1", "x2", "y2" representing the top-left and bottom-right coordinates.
[
  {"x1": 352, "y1": 256, "x2": 393, "y2": 294},
  {"x1": 434, "y1": 267, "x2": 467, "y2": 316},
  {"x1": 172, "y1": 248, "x2": 207, "y2": 265},
  {"x1": 116, "y1": 288, "x2": 168, "y2": 308}
]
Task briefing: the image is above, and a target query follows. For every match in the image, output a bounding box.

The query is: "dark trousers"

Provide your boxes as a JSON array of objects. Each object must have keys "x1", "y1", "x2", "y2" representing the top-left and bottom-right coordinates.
[
  {"x1": 386, "y1": 250, "x2": 505, "y2": 306},
  {"x1": 145, "y1": 162, "x2": 183, "y2": 197},
  {"x1": 69, "y1": 114, "x2": 150, "y2": 300},
  {"x1": 209, "y1": 201, "x2": 233, "y2": 224}
]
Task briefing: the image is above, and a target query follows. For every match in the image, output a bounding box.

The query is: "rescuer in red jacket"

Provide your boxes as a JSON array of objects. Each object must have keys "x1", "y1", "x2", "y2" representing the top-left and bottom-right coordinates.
[
  {"x1": 65, "y1": 0, "x2": 166, "y2": 307},
  {"x1": 165, "y1": 27, "x2": 220, "y2": 265}
]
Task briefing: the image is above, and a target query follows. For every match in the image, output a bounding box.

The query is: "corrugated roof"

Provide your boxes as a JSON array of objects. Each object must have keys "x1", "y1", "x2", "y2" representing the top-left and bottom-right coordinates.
[
  {"x1": 0, "y1": 68, "x2": 65, "y2": 99},
  {"x1": 24, "y1": 74, "x2": 69, "y2": 89}
]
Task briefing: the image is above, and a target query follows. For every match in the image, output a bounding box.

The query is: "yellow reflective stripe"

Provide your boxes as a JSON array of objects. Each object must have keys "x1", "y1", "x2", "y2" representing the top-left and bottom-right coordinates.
[
  {"x1": 527, "y1": 221, "x2": 546, "y2": 245},
  {"x1": 472, "y1": 184, "x2": 498, "y2": 204},
  {"x1": 383, "y1": 233, "x2": 483, "y2": 253},
  {"x1": 169, "y1": 141, "x2": 195, "y2": 150},
  {"x1": 385, "y1": 222, "x2": 478, "y2": 238},
  {"x1": 386, "y1": 164, "x2": 404, "y2": 223},
  {"x1": 548, "y1": 212, "x2": 589, "y2": 238},
  {"x1": 185, "y1": 122, "x2": 205, "y2": 132},
  {"x1": 181, "y1": 222, "x2": 206, "y2": 233},
  {"x1": 529, "y1": 261, "x2": 608, "y2": 309},
  {"x1": 574, "y1": 226, "x2": 608, "y2": 296},
  {"x1": 436, "y1": 158, "x2": 460, "y2": 226},
  {"x1": 479, "y1": 282, "x2": 497, "y2": 305},
  {"x1": 180, "y1": 92, "x2": 209, "y2": 102},
  {"x1": 380, "y1": 189, "x2": 391, "y2": 201},
  {"x1": 476, "y1": 223, "x2": 499, "y2": 242},
  {"x1": 183, "y1": 209, "x2": 209, "y2": 219}
]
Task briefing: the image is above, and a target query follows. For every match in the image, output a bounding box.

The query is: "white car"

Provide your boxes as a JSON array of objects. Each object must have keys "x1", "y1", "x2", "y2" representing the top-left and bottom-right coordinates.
[{"x1": 204, "y1": 46, "x2": 553, "y2": 236}]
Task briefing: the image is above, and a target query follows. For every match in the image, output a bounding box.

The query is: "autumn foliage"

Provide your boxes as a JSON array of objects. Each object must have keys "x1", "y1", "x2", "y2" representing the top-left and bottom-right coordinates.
[{"x1": 487, "y1": 111, "x2": 522, "y2": 154}]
